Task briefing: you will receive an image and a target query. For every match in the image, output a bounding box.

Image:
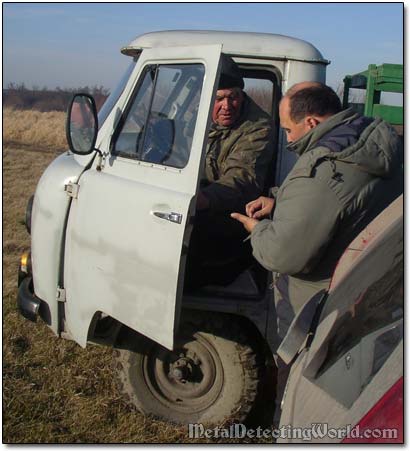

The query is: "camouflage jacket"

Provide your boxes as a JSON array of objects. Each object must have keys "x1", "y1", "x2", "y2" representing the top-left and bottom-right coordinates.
[{"x1": 201, "y1": 94, "x2": 275, "y2": 213}]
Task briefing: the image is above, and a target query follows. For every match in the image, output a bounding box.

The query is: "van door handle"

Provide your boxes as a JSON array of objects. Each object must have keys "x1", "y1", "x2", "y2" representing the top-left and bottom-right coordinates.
[{"x1": 153, "y1": 211, "x2": 183, "y2": 224}]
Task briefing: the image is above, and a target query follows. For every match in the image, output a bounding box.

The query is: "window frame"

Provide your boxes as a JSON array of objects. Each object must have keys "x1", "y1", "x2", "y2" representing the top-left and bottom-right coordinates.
[
  {"x1": 110, "y1": 62, "x2": 205, "y2": 169},
  {"x1": 110, "y1": 64, "x2": 156, "y2": 161}
]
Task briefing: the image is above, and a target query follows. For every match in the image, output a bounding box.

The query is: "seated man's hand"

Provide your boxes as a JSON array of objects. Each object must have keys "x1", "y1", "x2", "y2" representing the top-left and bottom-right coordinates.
[
  {"x1": 231, "y1": 213, "x2": 259, "y2": 233},
  {"x1": 246, "y1": 196, "x2": 275, "y2": 219},
  {"x1": 196, "y1": 191, "x2": 210, "y2": 211}
]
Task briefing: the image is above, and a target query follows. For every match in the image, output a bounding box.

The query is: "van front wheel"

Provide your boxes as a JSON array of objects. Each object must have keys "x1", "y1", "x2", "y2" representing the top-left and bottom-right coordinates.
[{"x1": 114, "y1": 312, "x2": 262, "y2": 425}]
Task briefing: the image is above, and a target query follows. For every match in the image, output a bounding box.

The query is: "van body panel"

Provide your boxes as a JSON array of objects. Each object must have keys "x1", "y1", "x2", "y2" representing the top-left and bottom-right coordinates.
[
  {"x1": 31, "y1": 153, "x2": 86, "y2": 333},
  {"x1": 63, "y1": 45, "x2": 223, "y2": 348},
  {"x1": 122, "y1": 30, "x2": 329, "y2": 65},
  {"x1": 274, "y1": 60, "x2": 326, "y2": 185}
]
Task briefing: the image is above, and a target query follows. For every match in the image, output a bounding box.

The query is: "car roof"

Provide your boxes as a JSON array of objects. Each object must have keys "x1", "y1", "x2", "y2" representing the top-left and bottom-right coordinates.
[{"x1": 121, "y1": 30, "x2": 329, "y2": 65}]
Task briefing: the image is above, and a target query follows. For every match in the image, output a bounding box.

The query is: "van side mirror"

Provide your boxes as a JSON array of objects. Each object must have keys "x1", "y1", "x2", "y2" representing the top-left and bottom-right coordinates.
[{"x1": 66, "y1": 94, "x2": 98, "y2": 155}]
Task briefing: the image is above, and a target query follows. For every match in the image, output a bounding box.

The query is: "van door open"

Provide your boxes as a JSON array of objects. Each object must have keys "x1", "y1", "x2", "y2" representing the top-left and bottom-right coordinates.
[{"x1": 63, "y1": 45, "x2": 222, "y2": 349}]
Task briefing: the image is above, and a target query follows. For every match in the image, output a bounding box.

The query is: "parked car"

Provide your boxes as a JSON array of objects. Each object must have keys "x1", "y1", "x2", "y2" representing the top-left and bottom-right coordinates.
[{"x1": 278, "y1": 195, "x2": 403, "y2": 443}]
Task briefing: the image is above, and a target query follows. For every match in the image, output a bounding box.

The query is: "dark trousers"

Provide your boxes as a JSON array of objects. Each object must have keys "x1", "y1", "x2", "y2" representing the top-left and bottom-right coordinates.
[{"x1": 184, "y1": 209, "x2": 252, "y2": 290}]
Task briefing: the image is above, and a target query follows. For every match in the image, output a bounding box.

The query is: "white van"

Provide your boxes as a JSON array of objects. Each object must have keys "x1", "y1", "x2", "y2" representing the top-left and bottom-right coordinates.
[{"x1": 17, "y1": 30, "x2": 329, "y2": 425}]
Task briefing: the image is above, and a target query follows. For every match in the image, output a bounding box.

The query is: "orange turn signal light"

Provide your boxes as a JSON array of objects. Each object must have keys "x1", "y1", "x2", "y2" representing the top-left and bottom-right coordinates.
[{"x1": 20, "y1": 252, "x2": 30, "y2": 273}]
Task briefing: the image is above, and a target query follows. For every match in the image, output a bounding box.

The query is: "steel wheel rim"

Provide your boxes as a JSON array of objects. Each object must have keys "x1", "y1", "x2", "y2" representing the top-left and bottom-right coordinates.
[{"x1": 141, "y1": 333, "x2": 224, "y2": 413}]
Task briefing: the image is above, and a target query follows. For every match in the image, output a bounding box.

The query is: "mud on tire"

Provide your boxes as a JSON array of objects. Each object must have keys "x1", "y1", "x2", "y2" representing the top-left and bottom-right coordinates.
[{"x1": 114, "y1": 311, "x2": 264, "y2": 425}]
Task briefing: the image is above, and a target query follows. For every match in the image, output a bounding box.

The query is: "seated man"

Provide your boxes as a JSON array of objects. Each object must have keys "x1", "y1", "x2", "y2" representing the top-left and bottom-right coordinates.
[{"x1": 185, "y1": 55, "x2": 275, "y2": 289}]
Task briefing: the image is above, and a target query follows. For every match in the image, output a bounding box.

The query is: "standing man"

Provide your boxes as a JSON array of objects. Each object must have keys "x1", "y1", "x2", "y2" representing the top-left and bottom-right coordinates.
[
  {"x1": 186, "y1": 55, "x2": 275, "y2": 289},
  {"x1": 232, "y1": 82, "x2": 403, "y2": 419}
]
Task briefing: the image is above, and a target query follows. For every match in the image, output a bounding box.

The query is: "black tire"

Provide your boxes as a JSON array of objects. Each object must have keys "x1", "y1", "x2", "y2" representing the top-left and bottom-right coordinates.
[{"x1": 114, "y1": 311, "x2": 263, "y2": 425}]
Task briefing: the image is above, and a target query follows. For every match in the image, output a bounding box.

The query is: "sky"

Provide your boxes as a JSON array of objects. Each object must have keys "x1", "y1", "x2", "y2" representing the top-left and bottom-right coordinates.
[{"x1": 3, "y1": 2, "x2": 404, "y2": 93}]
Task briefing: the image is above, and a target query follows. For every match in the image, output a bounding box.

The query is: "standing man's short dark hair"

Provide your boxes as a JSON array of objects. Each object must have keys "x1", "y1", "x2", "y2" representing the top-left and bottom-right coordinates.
[{"x1": 288, "y1": 84, "x2": 342, "y2": 123}]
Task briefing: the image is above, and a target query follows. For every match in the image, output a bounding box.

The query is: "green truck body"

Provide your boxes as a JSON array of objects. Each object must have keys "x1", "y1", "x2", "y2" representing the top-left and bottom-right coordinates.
[{"x1": 343, "y1": 63, "x2": 403, "y2": 126}]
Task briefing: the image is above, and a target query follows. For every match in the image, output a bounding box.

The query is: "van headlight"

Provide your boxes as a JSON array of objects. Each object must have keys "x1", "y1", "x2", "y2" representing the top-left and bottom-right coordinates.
[{"x1": 25, "y1": 195, "x2": 34, "y2": 235}]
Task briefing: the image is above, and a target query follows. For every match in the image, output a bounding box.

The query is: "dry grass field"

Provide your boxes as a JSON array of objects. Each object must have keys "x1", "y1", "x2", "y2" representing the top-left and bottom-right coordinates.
[
  {"x1": 2, "y1": 109, "x2": 270, "y2": 443},
  {"x1": 3, "y1": 108, "x2": 67, "y2": 150}
]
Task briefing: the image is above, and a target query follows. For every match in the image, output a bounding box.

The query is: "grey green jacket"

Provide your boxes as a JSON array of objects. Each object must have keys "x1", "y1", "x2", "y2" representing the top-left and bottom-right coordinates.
[
  {"x1": 202, "y1": 94, "x2": 275, "y2": 212},
  {"x1": 251, "y1": 108, "x2": 403, "y2": 310}
]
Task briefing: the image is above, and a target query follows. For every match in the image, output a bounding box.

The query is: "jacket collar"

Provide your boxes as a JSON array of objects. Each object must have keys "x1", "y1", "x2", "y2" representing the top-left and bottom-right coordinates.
[{"x1": 286, "y1": 108, "x2": 359, "y2": 156}]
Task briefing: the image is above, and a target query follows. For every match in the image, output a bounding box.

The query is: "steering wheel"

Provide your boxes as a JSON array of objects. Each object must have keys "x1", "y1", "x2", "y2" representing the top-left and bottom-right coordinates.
[{"x1": 140, "y1": 113, "x2": 174, "y2": 164}]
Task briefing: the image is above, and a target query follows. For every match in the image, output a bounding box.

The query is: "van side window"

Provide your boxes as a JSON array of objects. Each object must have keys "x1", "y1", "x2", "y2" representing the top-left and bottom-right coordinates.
[
  {"x1": 242, "y1": 68, "x2": 280, "y2": 189},
  {"x1": 112, "y1": 64, "x2": 205, "y2": 169},
  {"x1": 244, "y1": 77, "x2": 275, "y2": 116}
]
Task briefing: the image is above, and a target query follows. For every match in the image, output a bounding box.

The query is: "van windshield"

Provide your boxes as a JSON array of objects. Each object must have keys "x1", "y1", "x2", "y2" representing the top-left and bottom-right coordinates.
[{"x1": 98, "y1": 59, "x2": 137, "y2": 128}]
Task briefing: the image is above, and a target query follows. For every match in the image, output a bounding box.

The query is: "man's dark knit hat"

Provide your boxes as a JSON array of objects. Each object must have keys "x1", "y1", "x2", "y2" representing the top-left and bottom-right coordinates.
[{"x1": 218, "y1": 54, "x2": 244, "y2": 90}]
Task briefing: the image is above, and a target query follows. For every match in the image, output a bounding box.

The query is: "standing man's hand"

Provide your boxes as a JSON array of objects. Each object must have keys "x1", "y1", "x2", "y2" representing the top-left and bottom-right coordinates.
[
  {"x1": 246, "y1": 196, "x2": 275, "y2": 219},
  {"x1": 231, "y1": 213, "x2": 259, "y2": 233}
]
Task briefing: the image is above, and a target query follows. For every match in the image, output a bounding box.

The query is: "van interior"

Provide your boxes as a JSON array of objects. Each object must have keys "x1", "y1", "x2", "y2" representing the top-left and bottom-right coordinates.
[{"x1": 184, "y1": 65, "x2": 281, "y2": 299}]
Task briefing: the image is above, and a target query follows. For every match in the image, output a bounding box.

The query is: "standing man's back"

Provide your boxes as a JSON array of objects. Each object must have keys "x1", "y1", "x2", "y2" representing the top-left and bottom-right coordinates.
[{"x1": 234, "y1": 82, "x2": 403, "y2": 315}]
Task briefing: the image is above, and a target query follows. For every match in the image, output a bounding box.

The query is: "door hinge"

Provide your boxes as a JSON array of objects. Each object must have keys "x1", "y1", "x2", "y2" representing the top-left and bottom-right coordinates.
[
  {"x1": 65, "y1": 182, "x2": 79, "y2": 199},
  {"x1": 56, "y1": 287, "x2": 66, "y2": 303},
  {"x1": 96, "y1": 152, "x2": 107, "y2": 172}
]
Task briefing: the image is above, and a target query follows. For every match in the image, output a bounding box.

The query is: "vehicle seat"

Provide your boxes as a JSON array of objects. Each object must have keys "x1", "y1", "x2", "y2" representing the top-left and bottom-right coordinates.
[{"x1": 190, "y1": 260, "x2": 268, "y2": 299}]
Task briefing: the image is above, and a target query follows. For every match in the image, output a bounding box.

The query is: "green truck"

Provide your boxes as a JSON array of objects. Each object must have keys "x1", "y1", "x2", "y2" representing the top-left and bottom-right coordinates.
[{"x1": 343, "y1": 63, "x2": 403, "y2": 133}]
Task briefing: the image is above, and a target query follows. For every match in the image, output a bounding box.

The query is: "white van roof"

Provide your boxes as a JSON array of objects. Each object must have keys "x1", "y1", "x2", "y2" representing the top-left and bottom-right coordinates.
[{"x1": 121, "y1": 30, "x2": 329, "y2": 65}]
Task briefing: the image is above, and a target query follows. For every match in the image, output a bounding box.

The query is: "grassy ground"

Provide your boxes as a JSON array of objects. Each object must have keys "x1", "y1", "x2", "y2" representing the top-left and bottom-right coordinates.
[
  {"x1": 3, "y1": 108, "x2": 67, "y2": 150},
  {"x1": 2, "y1": 111, "x2": 272, "y2": 443},
  {"x1": 2, "y1": 146, "x2": 209, "y2": 444}
]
